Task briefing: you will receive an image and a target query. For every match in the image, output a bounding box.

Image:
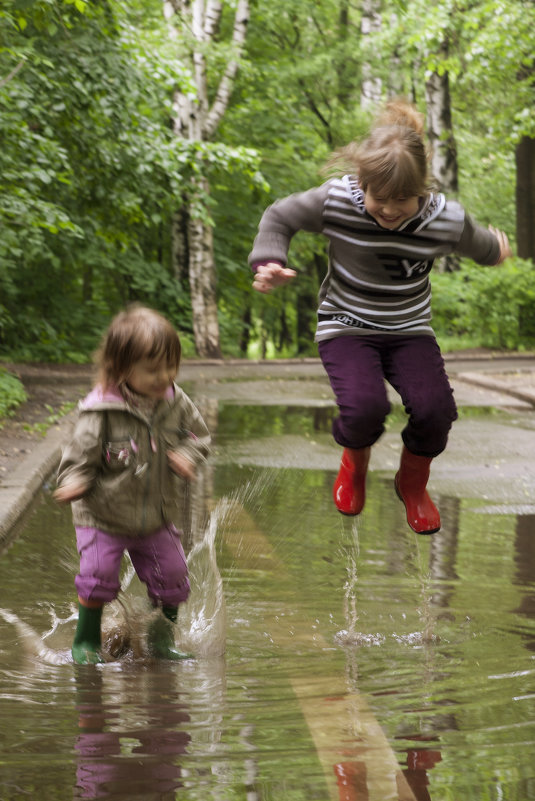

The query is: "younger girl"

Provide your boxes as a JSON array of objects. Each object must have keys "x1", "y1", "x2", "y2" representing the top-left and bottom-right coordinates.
[
  {"x1": 249, "y1": 100, "x2": 511, "y2": 535},
  {"x1": 54, "y1": 305, "x2": 211, "y2": 664}
]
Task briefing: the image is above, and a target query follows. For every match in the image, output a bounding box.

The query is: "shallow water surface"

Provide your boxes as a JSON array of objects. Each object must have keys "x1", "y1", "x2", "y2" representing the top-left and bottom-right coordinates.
[{"x1": 0, "y1": 401, "x2": 534, "y2": 800}]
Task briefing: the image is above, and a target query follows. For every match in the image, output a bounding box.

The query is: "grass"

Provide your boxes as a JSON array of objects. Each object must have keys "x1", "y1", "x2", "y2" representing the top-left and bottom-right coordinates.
[{"x1": 22, "y1": 402, "x2": 77, "y2": 436}]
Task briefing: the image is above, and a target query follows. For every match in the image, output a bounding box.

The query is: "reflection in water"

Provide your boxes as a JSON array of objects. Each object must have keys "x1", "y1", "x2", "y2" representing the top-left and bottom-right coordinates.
[
  {"x1": 74, "y1": 666, "x2": 190, "y2": 799},
  {"x1": 513, "y1": 514, "x2": 535, "y2": 652},
  {"x1": 332, "y1": 747, "x2": 442, "y2": 801},
  {"x1": 428, "y1": 496, "x2": 460, "y2": 611},
  {"x1": 402, "y1": 742, "x2": 442, "y2": 801},
  {"x1": 336, "y1": 525, "x2": 446, "y2": 801},
  {"x1": 1, "y1": 401, "x2": 535, "y2": 800}
]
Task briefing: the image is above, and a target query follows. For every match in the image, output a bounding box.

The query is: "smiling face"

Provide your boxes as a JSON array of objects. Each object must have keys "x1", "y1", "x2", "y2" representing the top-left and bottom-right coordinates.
[
  {"x1": 125, "y1": 356, "x2": 177, "y2": 400},
  {"x1": 364, "y1": 188, "x2": 420, "y2": 230}
]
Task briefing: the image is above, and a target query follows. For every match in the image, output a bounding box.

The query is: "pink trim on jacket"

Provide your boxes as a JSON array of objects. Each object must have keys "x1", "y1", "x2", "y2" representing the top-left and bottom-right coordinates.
[{"x1": 79, "y1": 384, "x2": 175, "y2": 410}]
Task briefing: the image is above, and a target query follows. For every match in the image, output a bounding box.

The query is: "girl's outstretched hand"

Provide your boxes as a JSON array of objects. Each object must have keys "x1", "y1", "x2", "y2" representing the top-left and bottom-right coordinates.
[
  {"x1": 253, "y1": 262, "x2": 297, "y2": 293},
  {"x1": 489, "y1": 226, "x2": 512, "y2": 264}
]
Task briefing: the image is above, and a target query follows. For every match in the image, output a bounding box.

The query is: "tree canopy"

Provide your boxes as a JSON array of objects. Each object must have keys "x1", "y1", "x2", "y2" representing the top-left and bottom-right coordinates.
[{"x1": 0, "y1": 0, "x2": 534, "y2": 361}]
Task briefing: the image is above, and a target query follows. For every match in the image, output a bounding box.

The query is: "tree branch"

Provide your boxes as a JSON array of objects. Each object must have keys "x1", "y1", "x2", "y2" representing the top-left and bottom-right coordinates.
[{"x1": 0, "y1": 59, "x2": 25, "y2": 89}]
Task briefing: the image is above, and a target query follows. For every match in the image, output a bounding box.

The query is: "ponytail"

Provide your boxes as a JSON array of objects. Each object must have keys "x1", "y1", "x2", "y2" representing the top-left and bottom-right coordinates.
[{"x1": 324, "y1": 98, "x2": 431, "y2": 198}]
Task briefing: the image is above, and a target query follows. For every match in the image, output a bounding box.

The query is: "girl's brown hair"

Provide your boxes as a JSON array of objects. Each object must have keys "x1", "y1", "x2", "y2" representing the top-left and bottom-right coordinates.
[
  {"x1": 96, "y1": 305, "x2": 182, "y2": 389},
  {"x1": 325, "y1": 99, "x2": 431, "y2": 198}
]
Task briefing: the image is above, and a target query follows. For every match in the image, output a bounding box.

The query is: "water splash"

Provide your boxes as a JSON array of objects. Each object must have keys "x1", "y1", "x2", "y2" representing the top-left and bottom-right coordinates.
[
  {"x1": 335, "y1": 517, "x2": 440, "y2": 650},
  {"x1": 0, "y1": 607, "x2": 72, "y2": 665},
  {"x1": 334, "y1": 629, "x2": 439, "y2": 647},
  {"x1": 0, "y1": 500, "x2": 227, "y2": 665},
  {"x1": 335, "y1": 629, "x2": 386, "y2": 647},
  {"x1": 412, "y1": 535, "x2": 440, "y2": 645},
  {"x1": 177, "y1": 500, "x2": 227, "y2": 658}
]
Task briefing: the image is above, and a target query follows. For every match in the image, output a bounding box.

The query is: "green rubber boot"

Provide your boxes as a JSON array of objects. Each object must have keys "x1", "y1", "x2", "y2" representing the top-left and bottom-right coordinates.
[
  {"x1": 147, "y1": 605, "x2": 193, "y2": 661},
  {"x1": 72, "y1": 603, "x2": 104, "y2": 665}
]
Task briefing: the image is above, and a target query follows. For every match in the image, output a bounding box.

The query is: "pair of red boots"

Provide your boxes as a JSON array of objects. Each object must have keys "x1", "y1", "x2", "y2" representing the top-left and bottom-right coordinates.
[{"x1": 333, "y1": 445, "x2": 441, "y2": 534}]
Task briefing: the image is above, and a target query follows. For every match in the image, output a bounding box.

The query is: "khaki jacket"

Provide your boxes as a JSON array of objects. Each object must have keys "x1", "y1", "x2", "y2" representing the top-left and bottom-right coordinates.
[{"x1": 56, "y1": 383, "x2": 210, "y2": 536}]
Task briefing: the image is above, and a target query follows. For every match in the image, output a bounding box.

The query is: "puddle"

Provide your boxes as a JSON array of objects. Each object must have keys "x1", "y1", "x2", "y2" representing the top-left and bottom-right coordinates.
[{"x1": 0, "y1": 402, "x2": 534, "y2": 800}]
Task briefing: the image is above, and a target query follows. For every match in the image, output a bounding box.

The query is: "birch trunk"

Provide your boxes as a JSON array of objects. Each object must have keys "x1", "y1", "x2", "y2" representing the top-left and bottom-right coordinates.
[
  {"x1": 360, "y1": 0, "x2": 382, "y2": 109},
  {"x1": 425, "y1": 41, "x2": 460, "y2": 272},
  {"x1": 187, "y1": 177, "x2": 221, "y2": 357},
  {"x1": 164, "y1": 0, "x2": 250, "y2": 357}
]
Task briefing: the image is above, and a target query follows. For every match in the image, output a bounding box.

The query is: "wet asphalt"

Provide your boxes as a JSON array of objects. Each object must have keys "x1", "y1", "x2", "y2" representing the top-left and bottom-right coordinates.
[{"x1": 2, "y1": 354, "x2": 535, "y2": 546}]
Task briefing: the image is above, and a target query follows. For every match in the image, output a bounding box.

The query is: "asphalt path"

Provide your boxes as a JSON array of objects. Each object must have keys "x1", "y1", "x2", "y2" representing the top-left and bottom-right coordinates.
[{"x1": 2, "y1": 354, "x2": 535, "y2": 548}]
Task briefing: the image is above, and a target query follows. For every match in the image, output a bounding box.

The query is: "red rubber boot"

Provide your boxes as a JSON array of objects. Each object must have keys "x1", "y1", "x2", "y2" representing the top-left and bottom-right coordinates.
[
  {"x1": 395, "y1": 446, "x2": 441, "y2": 534},
  {"x1": 333, "y1": 447, "x2": 371, "y2": 516}
]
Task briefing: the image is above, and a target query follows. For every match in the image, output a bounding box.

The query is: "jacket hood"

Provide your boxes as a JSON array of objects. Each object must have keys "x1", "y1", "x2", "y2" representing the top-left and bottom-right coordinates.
[{"x1": 79, "y1": 383, "x2": 175, "y2": 412}]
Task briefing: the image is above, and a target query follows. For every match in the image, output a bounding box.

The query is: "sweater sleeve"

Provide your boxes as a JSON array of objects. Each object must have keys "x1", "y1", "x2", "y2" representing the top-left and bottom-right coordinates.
[
  {"x1": 248, "y1": 182, "x2": 330, "y2": 267},
  {"x1": 456, "y1": 213, "x2": 501, "y2": 265}
]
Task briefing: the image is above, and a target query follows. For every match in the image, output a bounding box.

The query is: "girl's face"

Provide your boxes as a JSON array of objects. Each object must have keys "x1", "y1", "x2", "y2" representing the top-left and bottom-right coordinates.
[
  {"x1": 125, "y1": 356, "x2": 177, "y2": 399},
  {"x1": 364, "y1": 188, "x2": 420, "y2": 230}
]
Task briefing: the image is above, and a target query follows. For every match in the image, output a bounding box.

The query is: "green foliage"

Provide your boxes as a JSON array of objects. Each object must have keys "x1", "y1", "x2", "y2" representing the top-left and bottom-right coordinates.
[
  {"x1": 213, "y1": 0, "x2": 372, "y2": 357},
  {"x1": 432, "y1": 258, "x2": 535, "y2": 350},
  {"x1": 0, "y1": 0, "x2": 533, "y2": 360},
  {"x1": 217, "y1": 0, "x2": 533, "y2": 358},
  {"x1": 0, "y1": 0, "x2": 215, "y2": 361},
  {"x1": 22, "y1": 401, "x2": 75, "y2": 436},
  {"x1": 455, "y1": 128, "x2": 515, "y2": 236},
  {"x1": 0, "y1": 368, "x2": 27, "y2": 423},
  {"x1": 3, "y1": 1, "x2": 251, "y2": 366},
  {"x1": 0, "y1": 0, "x2": 271, "y2": 361}
]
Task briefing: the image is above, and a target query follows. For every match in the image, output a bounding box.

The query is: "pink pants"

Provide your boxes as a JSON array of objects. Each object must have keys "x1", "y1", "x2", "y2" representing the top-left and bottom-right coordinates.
[{"x1": 74, "y1": 524, "x2": 190, "y2": 606}]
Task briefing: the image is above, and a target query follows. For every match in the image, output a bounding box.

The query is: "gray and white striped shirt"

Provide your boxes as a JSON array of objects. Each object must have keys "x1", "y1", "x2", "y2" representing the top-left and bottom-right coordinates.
[{"x1": 249, "y1": 176, "x2": 500, "y2": 342}]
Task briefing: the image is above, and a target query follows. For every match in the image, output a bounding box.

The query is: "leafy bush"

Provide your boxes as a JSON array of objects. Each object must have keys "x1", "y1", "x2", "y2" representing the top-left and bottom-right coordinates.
[
  {"x1": 0, "y1": 368, "x2": 27, "y2": 423},
  {"x1": 432, "y1": 257, "x2": 535, "y2": 350}
]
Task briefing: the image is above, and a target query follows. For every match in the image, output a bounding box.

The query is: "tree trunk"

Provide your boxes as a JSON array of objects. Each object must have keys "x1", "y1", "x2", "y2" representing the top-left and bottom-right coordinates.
[
  {"x1": 425, "y1": 41, "x2": 459, "y2": 272},
  {"x1": 425, "y1": 69, "x2": 458, "y2": 195},
  {"x1": 239, "y1": 305, "x2": 252, "y2": 356},
  {"x1": 82, "y1": 265, "x2": 93, "y2": 303},
  {"x1": 516, "y1": 136, "x2": 535, "y2": 261},
  {"x1": 337, "y1": 0, "x2": 352, "y2": 106},
  {"x1": 164, "y1": 0, "x2": 250, "y2": 357},
  {"x1": 296, "y1": 252, "x2": 326, "y2": 355},
  {"x1": 360, "y1": 0, "x2": 382, "y2": 109},
  {"x1": 171, "y1": 207, "x2": 189, "y2": 281},
  {"x1": 187, "y1": 177, "x2": 222, "y2": 358}
]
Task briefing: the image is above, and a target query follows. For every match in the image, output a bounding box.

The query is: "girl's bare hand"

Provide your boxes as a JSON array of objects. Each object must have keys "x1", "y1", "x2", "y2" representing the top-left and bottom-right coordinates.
[
  {"x1": 167, "y1": 450, "x2": 196, "y2": 481},
  {"x1": 252, "y1": 262, "x2": 297, "y2": 293},
  {"x1": 53, "y1": 482, "x2": 89, "y2": 503},
  {"x1": 489, "y1": 226, "x2": 512, "y2": 264}
]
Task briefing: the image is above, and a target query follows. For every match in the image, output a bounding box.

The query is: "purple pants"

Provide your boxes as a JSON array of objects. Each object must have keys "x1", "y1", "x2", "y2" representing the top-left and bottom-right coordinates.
[
  {"x1": 318, "y1": 334, "x2": 458, "y2": 458},
  {"x1": 74, "y1": 524, "x2": 190, "y2": 606}
]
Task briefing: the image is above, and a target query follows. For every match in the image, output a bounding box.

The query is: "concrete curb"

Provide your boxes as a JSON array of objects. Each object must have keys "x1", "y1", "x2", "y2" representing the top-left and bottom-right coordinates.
[
  {"x1": 0, "y1": 419, "x2": 73, "y2": 550},
  {"x1": 457, "y1": 372, "x2": 535, "y2": 408}
]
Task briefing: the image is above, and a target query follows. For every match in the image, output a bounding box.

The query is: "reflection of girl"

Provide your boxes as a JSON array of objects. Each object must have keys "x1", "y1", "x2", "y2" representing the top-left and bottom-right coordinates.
[
  {"x1": 250, "y1": 100, "x2": 511, "y2": 534},
  {"x1": 75, "y1": 668, "x2": 190, "y2": 798},
  {"x1": 55, "y1": 305, "x2": 210, "y2": 664}
]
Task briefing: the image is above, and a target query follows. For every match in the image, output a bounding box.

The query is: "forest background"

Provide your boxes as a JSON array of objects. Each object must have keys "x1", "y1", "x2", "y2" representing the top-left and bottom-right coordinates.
[{"x1": 1, "y1": 0, "x2": 534, "y2": 403}]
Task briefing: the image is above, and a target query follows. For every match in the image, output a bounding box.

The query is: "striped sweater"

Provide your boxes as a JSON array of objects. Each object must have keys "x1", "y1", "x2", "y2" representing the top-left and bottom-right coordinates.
[{"x1": 248, "y1": 176, "x2": 500, "y2": 341}]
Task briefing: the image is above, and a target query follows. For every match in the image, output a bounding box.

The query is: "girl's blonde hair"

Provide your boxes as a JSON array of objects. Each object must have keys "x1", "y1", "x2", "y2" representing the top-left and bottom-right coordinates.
[
  {"x1": 96, "y1": 305, "x2": 182, "y2": 389},
  {"x1": 326, "y1": 99, "x2": 430, "y2": 197}
]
